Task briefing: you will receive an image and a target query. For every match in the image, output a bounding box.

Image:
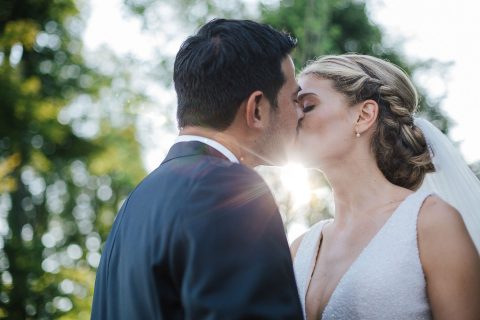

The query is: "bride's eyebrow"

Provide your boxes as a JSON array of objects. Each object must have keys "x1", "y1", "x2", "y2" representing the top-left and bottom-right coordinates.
[{"x1": 297, "y1": 91, "x2": 317, "y2": 101}]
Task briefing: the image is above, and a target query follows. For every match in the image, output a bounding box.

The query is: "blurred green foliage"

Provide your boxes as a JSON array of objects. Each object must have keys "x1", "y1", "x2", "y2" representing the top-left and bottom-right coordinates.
[{"x1": 0, "y1": 0, "x2": 145, "y2": 318}]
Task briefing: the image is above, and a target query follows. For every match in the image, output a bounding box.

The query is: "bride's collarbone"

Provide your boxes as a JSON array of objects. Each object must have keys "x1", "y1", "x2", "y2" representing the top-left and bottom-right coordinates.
[
  {"x1": 305, "y1": 222, "x2": 385, "y2": 318},
  {"x1": 305, "y1": 231, "x2": 362, "y2": 318},
  {"x1": 312, "y1": 233, "x2": 363, "y2": 286},
  {"x1": 305, "y1": 199, "x2": 410, "y2": 319}
]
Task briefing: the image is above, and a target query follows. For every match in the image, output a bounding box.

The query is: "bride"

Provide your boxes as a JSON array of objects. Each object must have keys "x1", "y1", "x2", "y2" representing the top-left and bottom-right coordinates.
[{"x1": 291, "y1": 54, "x2": 480, "y2": 319}]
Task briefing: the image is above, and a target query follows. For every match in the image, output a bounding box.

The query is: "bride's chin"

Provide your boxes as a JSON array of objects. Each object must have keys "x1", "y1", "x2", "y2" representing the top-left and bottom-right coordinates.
[{"x1": 292, "y1": 139, "x2": 306, "y2": 151}]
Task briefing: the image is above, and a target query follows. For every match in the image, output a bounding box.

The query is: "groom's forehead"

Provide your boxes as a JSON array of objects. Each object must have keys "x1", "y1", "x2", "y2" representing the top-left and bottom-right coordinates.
[
  {"x1": 292, "y1": 86, "x2": 301, "y2": 96},
  {"x1": 281, "y1": 55, "x2": 296, "y2": 75}
]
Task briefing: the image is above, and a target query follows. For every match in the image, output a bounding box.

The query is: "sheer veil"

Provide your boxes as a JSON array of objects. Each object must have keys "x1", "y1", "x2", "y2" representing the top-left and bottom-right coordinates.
[{"x1": 415, "y1": 118, "x2": 480, "y2": 252}]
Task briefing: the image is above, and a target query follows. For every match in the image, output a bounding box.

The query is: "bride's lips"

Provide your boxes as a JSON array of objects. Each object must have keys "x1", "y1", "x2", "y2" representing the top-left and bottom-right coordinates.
[
  {"x1": 296, "y1": 118, "x2": 303, "y2": 134},
  {"x1": 294, "y1": 122, "x2": 303, "y2": 145}
]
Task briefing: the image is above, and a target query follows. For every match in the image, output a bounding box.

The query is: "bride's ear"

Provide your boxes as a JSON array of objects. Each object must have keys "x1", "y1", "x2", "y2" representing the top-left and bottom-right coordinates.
[
  {"x1": 245, "y1": 90, "x2": 269, "y2": 129},
  {"x1": 355, "y1": 99, "x2": 379, "y2": 135}
]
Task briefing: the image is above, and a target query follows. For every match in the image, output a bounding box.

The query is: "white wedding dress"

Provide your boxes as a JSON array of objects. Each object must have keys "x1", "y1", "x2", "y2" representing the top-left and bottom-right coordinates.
[{"x1": 293, "y1": 190, "x2": 433, "y2": 320}]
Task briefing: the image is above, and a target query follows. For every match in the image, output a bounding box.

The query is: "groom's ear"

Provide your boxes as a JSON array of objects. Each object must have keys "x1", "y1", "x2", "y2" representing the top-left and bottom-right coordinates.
[
  {"x1": 355, "y1": 99, "x2": 379, "y2": 134},
  {"x1": 245, "y1": 90, "x2": 270, "y2": 129}
]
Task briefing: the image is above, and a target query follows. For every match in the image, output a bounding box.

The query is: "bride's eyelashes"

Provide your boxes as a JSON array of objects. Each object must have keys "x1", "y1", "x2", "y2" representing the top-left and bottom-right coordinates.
[
  {"x1": 297, "y1": 95, "x2": 316, "y2": 112},
  {"x1": 303, "y1": 105, "x2": 315, "y2": 113}
]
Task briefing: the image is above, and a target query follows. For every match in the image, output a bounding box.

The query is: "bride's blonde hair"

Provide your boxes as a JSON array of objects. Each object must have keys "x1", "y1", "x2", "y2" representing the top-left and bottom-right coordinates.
[{"x1": 300, "y1": 54, "x2": 435, "y2": 190}]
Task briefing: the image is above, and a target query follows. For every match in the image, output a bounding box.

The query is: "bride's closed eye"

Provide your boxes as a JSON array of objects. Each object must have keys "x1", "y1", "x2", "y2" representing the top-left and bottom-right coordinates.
[
  {"x1": 297, "y1": 93, "x2": 317, "y2": 113},
  {"x1": 303, "y1": 105, "x2": 315, "y2": 113}
]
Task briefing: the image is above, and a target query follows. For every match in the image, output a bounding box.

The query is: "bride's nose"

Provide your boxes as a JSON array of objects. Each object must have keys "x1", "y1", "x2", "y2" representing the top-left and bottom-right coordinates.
[{"x1": 296, "y1": 104, "x2": 305, "y2": 121}]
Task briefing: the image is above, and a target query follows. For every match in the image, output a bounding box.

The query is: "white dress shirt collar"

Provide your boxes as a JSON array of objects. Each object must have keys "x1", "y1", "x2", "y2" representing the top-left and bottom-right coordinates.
[{"x1": 174, "y1": 135, "x2": 239, "y2": 163}]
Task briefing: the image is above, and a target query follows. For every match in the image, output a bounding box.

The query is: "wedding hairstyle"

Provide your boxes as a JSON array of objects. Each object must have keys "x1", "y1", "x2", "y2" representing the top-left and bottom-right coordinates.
[
  {"x1": 174, "y1": 19, "x2": 297, "y2": 130},
  {"x1": 300, "y1": 54, "x2": 435, "y2": 190}
]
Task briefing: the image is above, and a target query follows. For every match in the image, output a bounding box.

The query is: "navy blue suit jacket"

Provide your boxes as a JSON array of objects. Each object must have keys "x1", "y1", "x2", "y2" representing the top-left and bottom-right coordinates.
[{"x1": 91, "y1": 141, "x2": 303, "y2": 319}]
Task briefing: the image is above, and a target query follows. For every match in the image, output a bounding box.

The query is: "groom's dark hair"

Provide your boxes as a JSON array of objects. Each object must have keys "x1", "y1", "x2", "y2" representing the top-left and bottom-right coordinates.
[{"x1": 174, "y1": 18, "x2": 297, "y2": 130}]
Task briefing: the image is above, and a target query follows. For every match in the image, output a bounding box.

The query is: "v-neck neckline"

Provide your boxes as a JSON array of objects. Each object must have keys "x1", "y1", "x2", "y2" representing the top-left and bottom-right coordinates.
[{"x1": 305, "y1": 191, "x2": 417, "y2": 319}]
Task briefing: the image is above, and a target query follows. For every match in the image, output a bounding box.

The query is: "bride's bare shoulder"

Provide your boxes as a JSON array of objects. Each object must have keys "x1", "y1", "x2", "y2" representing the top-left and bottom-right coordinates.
[
  {"x1": 418, "y1": 194, "x2": 478, "y2": 265},
  {"x1": 417, "y1": 193, "x2": 480, "y2": 318},
  {"x1": 418, "y1": 194, "x2": 466, "y2": 235}
]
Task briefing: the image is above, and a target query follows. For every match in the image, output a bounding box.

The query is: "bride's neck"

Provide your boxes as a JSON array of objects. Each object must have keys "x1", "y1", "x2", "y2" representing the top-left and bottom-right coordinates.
[{"x1": 323, "y1": 157, "x2": 405, "y2": 226}]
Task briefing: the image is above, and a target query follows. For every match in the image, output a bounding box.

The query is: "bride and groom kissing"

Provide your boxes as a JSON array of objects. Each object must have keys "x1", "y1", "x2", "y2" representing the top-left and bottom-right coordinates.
[{"x1": 91, "y1": 19, "x2": 480, "y2": 319}]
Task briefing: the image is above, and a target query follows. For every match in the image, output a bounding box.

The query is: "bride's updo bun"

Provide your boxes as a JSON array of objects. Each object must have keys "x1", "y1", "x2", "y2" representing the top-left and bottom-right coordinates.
[{"x1": 300, "y1": 54, "x2": 435, "y2": 190}]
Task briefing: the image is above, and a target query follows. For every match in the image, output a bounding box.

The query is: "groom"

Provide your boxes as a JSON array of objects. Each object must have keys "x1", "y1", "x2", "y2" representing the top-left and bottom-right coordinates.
[{"x1": 91, "y1": 19, "x2": 304, "y2": 319}]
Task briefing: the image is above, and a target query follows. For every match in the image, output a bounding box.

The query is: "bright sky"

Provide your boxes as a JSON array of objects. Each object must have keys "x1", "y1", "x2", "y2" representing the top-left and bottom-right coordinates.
[
  {"x1": 83, "y1": 0, "x2": 480, "y2": 166},
  {"x1": 369, "y1": 0, "x2": 480, "y2": 163}
]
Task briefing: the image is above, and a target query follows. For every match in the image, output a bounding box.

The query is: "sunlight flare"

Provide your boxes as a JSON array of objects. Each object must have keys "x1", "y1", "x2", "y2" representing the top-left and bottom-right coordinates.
[{"x1": 280, "y1": 163, "x2": 311, "y2": 208}]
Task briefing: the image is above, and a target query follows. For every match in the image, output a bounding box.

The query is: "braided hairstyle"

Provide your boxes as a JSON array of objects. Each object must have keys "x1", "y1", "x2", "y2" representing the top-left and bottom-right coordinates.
[{"x1": 300, "y1": 54, "x2": 435, "y2": 190}]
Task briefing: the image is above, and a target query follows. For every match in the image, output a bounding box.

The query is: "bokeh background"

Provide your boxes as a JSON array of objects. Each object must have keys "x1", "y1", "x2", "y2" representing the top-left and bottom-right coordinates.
[{"x1": 1, "y1": 0, "x2": 479, "y2": 318}]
